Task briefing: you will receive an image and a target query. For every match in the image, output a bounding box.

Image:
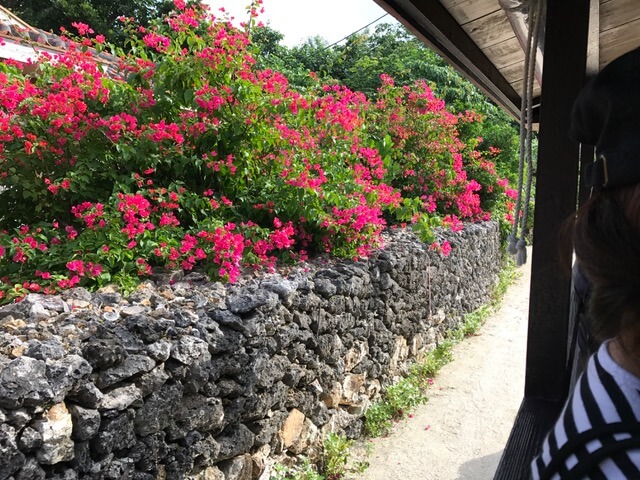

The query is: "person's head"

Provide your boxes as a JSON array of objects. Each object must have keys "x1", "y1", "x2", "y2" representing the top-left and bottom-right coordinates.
[
  {"x1": 572, "y1": 186, "x2": 640, "y2": 341},
  {"x1": 570, "y1": 47, "x2": 640, "y2": 343}
]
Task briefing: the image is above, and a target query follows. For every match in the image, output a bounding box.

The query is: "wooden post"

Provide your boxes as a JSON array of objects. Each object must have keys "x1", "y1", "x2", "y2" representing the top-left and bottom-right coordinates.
[{"x1": 525, "y1": 0, "x2": 591, "y2": 401}]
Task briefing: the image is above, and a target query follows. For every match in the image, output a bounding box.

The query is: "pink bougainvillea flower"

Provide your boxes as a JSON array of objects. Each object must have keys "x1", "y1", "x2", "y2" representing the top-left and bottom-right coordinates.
[{"x1": 71, "y1": 22, "x2": 94, "y2": 36}]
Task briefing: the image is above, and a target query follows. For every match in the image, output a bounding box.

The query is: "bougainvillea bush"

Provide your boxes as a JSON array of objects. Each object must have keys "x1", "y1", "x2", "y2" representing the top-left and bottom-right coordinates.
[
  {"x1": 370, "y1": 75, "x2": 516, "y2": 241},
  {"x1": 0, "y1": 1, "x2": 514, "y2": 303}
]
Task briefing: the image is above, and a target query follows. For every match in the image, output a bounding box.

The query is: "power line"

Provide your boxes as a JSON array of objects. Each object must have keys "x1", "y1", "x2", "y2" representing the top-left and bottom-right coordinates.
[{"x1": 318, "y1": 13, "x2": 389, "y2": 52}]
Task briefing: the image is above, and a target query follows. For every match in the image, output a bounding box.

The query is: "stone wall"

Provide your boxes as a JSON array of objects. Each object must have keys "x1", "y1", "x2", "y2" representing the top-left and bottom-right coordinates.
[{"x1": 0, "y1": 223, "x2": 501, "y2": 480}]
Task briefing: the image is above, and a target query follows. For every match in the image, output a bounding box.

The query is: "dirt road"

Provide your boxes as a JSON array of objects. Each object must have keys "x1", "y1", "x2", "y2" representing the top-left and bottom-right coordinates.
[{"x1": 354, "y1": 254, "x2": 531, "y2": 480}]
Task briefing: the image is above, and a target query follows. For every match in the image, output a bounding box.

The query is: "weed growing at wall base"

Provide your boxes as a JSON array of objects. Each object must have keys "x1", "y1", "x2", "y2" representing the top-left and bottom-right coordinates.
[{"x1": 270, "y1": 433, "x2": 368, "y2": 480}]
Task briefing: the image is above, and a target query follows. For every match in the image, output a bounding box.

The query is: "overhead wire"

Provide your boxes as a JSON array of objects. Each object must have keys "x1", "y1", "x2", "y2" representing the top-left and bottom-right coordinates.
[{"x1": 317, "y1": 13, "x2": 389, "y2": 52}]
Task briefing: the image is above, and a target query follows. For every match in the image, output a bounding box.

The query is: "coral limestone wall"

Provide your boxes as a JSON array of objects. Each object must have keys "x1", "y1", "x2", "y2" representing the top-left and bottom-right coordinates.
[{"x1": 0, "y1": 223, "x2": 500, "y2": 480}]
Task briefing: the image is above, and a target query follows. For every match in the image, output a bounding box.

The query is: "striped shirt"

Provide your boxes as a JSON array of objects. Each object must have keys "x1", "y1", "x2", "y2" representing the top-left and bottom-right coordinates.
[{"x1": 532, "y1": 341, "x2": 640, "y2": 479}]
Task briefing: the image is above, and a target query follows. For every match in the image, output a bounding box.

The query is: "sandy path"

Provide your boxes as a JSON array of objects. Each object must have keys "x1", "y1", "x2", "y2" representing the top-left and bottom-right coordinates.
[{"x1": 353, "y1": 253, "x2": 531, "y2": 480}]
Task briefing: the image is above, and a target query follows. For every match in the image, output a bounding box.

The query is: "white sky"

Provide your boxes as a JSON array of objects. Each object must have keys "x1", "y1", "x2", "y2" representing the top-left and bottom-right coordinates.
[{"x1": 203, "y1": 0, "x2": 397, "y2": 46}]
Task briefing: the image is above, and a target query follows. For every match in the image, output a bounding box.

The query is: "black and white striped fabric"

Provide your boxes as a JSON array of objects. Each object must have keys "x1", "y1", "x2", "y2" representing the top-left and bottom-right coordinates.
[{"x1": 532, "y1": 341, "x2": 640, "y2": 479}]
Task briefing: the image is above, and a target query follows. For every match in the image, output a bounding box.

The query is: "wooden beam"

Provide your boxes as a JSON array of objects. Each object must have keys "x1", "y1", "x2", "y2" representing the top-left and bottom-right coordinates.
[
  {"x1": 373, "y1": 0, "x2": 522, "y2": 120},
  {"x1": 599, "y1": 18, "x2": 640, "y2": 68},
  {"x1": 494, "y1": 398, "x2": 563, "y2": 479},
  {"x1": 525, "y1": 0, "x2": 591, "y2": 402},
  {"x1": 586, "y1": 0, "x2": 600, "y2": 77}
]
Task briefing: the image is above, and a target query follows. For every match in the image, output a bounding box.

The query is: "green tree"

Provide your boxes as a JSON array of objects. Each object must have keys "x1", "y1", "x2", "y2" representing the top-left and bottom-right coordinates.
[{"x1": 4, "y1": 0, "x2": 173, "y2": 44}]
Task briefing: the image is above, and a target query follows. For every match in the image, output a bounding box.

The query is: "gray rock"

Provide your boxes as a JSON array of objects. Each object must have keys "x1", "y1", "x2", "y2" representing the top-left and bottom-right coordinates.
[
  {"x1": 135, "y1": 365, "x2": 169, "y2": 397},
  {"x1": 0, "y1": 357, "x2": 53, "y2": 408},
  {"x1": 134, "y1": 383, "x2": 183, "y2": 436},
  {"x1": 201, "y1": 321, "x2": 245, "y2": 354},
  {"x1": 249, "y1": 411, "x2": 287, "y2": 447},
  {"x1": 112, "y1": 326, "x2": 145, "y2": 353},
  {"x1": 71, "y1": 441, "x2": 91, "y2": 473},
  {"x1": 132, "y1": 432, "x2": 167, "y2": 472},
  {"x1": 24, "y1": 339, "x2": 65, "y2": 361},
  {"x1": 310, "y1": 402, "x2": 331, "y2": 427},
  {"x1": 17, "y1": 426, "x2": 42, "y2": 453},
  {"x1": 171, "y1": 336, "x2": 211, "y2": 365},
  {"x1": 29, "y1": 303, "x2": 51, "y2": 319},
  {"x1": 182, "y1": 361, "x2": 212, "y2": 395},
  {"x1": 82, "y1": 337, "x2": 124, "y2": 369},
  {"x1": 146, "y1": 341, "x2": 172, "y2": 362},
  {"x1": 226, "y1": 290, "x2": 278, "y2": 314},
  {"x1": 191, "y1": 435, "x2": 221, "y2": 467},
  {"x1": 217, "y1": 378, "x2": 243, "y2": 398},
  {"x1": 262, "y1": 278, "x2": 298, "y2": 306},
  {"x1": 99, "y1": 384, "x2": 143, "y2": 411},
  {"x1": 120, "y1": 305, "x2": 147, "y2": 317},
  {"x1": 0, "y1": 302, "x2": 29, "y2": 319},
  {"x1": 215, "y1": 425, "x2": 255, "y2": 462},
  {"x1": 208, "y1": 309, "x2": 264, "y2": 338},
  {"x1": 68, "y1": 382, "x2": 103, "y2": 409},
  {"x1": 183, "y1": 271, "x2": 209, "y2": 284},
  {"x1": 47, "y1": 355, "x2": 92, "y2": 402},
  {"x1": 282, "y1": 363, "x2": 306, "y2": 387},
  {"x1": 6, "y1": 408, "x2": 32, "y2": 429},
  {"x1": 209, "y1": 352, "x2": 249, "y2": 381},
  {"x1": 23, "y1": 294, "x2": 68, "y2": 313},
  {"x1": 150, "y1": 268, "x2": 184, "y2": 285},
  {"x1": 62, "y1": 287, "x2": 92, "y2": 302},
  {"x1": 132, "y1": 471, "x2": 157, "y2": 480},
  {"x1": 0, "y1": 222, "x2": 503, "y2": 479},
  {"x1": 49, "y1": 468, "x2": 77, "y2": 480},
  {"x1": 218, "y1": 454, "x2": 253, "y2": 480},
  {"x1": 103, "y1": 458, "x2": 135, "y2": 479},
  {"x1": 91, "y1": 409, "x2": 136, "y2": 455},
  {"x1": 97, "y1": 355, "x2": 156, "y2": 389},
  {"x1": 84, "y1": 453, "x2": 114, "y2": 477},
  {"x1": 93, "y1": 292, "x2": 121, "y2": 304},
  {"x1": 313, "y1": 277, "x2": 337, "y2": 298},
  {"x1": 0, "y1": 424, "x2": 26, "y2": 478},
  {"x1": 292, "y1": 291, "x2": 322, "y2": 313},
  {"x1": 380, "y1": 272, "x2": 396, "y2": 290},
  {"x1": 125, "y1": 315, "x2": 169, "y2": 343},
  {"x1": 172, "y1": 395, "x2": 224, "y2": 435},
  {"x1": 14, "y1": 458, "x2": 45, "y2": 480},
  {"x1": 250, "y1": 351, "x2": 286, "y2": 389},
  {"x1": 174, "y1": 309, "x2": 199, "y2": 327},
  {"x1": 68, "y1": 404, "x2": 100, "y2": 441},
  {"x1": 316, "y1": 334, "x2": 345, "y2": 365}
]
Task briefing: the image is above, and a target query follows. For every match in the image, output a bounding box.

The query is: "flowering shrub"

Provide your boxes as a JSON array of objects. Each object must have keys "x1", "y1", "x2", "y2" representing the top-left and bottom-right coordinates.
[
  {"x1": 370, "y1": 75, "x2": 515, "y2": 243},
  {"x1": 0, "y1": 1, "x2": 514, "y2": 303}
]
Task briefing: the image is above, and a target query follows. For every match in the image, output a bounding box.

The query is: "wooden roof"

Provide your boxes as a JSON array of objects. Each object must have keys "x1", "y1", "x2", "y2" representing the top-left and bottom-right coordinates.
[{"x1": 373, "y1": 0, "x2": 640, "y2": 121}]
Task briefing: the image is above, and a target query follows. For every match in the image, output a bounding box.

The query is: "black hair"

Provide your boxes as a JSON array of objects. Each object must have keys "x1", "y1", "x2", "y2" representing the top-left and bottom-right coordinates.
[{"x1": 572, "y1": 184, "x2": 640, "y2": 342}]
